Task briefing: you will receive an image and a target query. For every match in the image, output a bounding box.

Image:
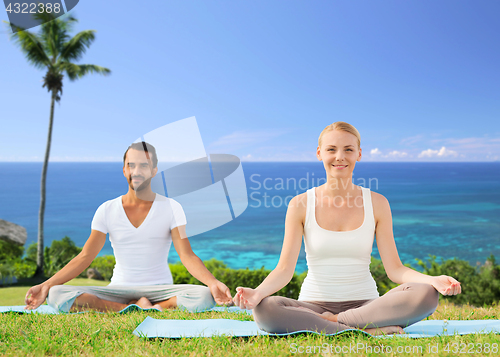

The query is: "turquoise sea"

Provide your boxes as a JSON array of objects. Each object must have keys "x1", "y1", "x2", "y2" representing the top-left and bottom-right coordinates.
[{"x1": 0, "y1": 162, "x2": 499, "y2": 272}]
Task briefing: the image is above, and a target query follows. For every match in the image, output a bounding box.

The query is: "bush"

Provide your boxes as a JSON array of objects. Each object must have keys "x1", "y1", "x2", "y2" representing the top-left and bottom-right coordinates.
[
  {"x1": 86, "y1": 255, "x2": 116, "y2": 281},
  {"x1": 45, "y1": 236, "x2": 82, "y2": 276},
  {"x1": 0, "y1": 240, "x2": 24, "y2": 261},
  {"x1": 170, "y1": 258, "x2": 305, "y2": 299},
  {"x1": 0, "y1": 240, "x2": 28, "y2": 285},
  {"x1": 369, "y1": 256, "x2": 398, "y2": 295},
  {"x1": 415, "y1": 254, "x2": 500, "y2": 306},
  {"x1": 8, "y1": 236, "x2": 500, "y2": 307},
  {"x1": 25, "y1": 236, "x2": 82, "y2": 277}
]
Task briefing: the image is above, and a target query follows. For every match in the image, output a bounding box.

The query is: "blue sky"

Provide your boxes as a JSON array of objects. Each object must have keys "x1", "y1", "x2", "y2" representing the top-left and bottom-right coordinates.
[{"x1": 1, "y1": 0, "x2": 499, "y2": 162}]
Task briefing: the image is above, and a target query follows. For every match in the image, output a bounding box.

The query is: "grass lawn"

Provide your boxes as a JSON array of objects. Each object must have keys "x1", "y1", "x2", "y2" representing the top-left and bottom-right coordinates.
[{"x1": 1, "y1": 283, "x2": 499, "y2": 356}]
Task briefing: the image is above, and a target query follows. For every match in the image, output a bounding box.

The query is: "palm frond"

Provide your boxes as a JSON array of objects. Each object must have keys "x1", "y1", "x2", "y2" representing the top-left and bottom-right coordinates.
[
  {"x1": 62, "y1": 63, "x2": 111, "y2": 81},
  {"x1": 39, "y1": 13, "x2": 74, "y2": 60},
  {"x1": 7, "y1": 23, "x2": 51, "y2": 69},
  {"x1": 59, "y1": 30, "x2": 97, "y2": 62}
]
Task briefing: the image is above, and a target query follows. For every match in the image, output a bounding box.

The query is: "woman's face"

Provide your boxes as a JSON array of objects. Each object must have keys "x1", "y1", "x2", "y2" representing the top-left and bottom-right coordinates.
[{"x1": 316, "y1": 130, "x2": 361, "y2": 178}]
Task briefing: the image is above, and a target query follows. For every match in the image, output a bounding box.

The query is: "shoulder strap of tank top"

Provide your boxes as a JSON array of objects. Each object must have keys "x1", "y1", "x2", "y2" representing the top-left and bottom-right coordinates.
[
  {"x1": 361, "y1": 186, "x2": 376, "y2": 229},
  {"x1": 304, "y1": 187, "x2": 315, "y2": 228}
]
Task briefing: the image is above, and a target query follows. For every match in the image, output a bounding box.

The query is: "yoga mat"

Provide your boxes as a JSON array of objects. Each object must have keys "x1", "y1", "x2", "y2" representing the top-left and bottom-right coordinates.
[
  {"x1": 132, "y1": 317, "x2": 500, "y2": 339},
  {"x1": 0, "y1": 305, "x2": 252, "y2": 315}
]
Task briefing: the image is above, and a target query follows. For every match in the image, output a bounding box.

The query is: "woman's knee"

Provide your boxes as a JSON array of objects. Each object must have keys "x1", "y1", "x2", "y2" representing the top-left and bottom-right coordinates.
[
  {"x1": 408, "y1": 283, "x2": 439, "y2": 313},
  {"x1": 421, "y1": 283, "x2": 439, "y2": 311},
  {"x1": 253, "y1": 296, "x2": 288, "y2": 322}
]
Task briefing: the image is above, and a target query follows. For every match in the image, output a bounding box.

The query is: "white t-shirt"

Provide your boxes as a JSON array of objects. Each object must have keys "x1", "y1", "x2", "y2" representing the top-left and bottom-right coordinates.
[{"x1": 91, "y1": 194, "x2": 186, "y2": 286}]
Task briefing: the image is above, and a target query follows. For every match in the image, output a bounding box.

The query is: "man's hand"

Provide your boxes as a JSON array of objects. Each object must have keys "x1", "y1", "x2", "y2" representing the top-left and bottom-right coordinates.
[
  {"x1": 233, "y1": 287, "x2": 263, "y2": 310},
  {"x1": 209, "y1": 280, "x2": 233, "y2": 305},
  {"x1": 24, "y1": 284, "x2": 50, "y2": 310},
  {"x1": 431, "y1": 275, "x2": 461, "y2": 296}
]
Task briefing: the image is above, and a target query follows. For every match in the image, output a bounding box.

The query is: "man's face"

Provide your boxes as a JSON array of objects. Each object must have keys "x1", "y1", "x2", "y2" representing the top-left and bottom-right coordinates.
[{"x1": 123, "y1": 149, "x2": 158, "y2": 192}]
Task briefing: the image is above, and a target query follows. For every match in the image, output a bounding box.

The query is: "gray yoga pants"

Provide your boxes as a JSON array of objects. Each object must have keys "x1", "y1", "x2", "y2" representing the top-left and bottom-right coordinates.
[
  {"x1": 253, "y1": 282, "x2": 439, "y2": 334},
  {"x1": 46, "y1": 284, "x2": 216, "y2": 313}
]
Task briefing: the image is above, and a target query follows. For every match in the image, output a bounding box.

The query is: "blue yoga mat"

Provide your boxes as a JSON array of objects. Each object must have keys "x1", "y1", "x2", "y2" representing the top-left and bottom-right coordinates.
[
  {"x1": 0, "y1": 305, "x2": 252, "y2": 315},
  {"x1": 132, "y1": 317, "x2": 500, "y2": 339}
]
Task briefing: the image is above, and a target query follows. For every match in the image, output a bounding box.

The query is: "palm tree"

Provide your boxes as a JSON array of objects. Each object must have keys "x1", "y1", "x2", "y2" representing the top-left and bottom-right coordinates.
[{"x1": 6, "y1": 14, "x2": 111, "y2": 278}]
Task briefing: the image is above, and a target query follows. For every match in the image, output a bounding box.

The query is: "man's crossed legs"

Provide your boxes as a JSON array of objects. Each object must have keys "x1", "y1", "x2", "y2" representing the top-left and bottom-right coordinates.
[{"x1": 46, "y1": 284, "x2": 216, "y2": 313}]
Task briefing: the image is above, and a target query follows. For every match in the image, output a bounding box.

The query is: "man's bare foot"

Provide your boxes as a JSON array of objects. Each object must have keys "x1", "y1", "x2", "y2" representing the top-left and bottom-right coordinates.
[
  {"x1": 152, "y1": 304, "x2": 163, "y2": 312},
  {"x1": 364, "y1": 326, "x2": 405, "y2": 335},
  {"x1": 134, "y1": 297, "x2": 154, "y2": 309}
]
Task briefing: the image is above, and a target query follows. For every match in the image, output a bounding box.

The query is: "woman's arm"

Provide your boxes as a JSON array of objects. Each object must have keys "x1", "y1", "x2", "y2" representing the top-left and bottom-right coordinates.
[
  {"x1": 234, "y1": 194, "x2": 306, "y2": 309},
  {"x1": 373, "y1": 192, "x2": 461, "y2": 296}
]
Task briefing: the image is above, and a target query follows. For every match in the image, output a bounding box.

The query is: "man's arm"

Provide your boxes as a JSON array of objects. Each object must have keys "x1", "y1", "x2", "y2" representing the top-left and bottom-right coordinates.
[
  {"x1": 171, "y1": 226, "x2": 232, "y2": 305},
  {"x1": 25, "y1": 230, "x2": 106, "y2": 309}
]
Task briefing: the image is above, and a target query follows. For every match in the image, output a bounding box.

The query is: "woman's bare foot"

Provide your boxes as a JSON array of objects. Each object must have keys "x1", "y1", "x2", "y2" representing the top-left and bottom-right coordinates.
[
  {"x1": 319, "y1": 311, "x2": 338, "y2": 322},
  {"x1": 313, "y1": 310, "x2": 403, "y2": 335},
  {"x1": 152, "y1": 304, "x2": 163, "y2": 312},
  {"x1": 364, "y1": 326, "x2": 405, "y2": 335},
  {"x1": 290, "y1": 306, "x2": 339, "y2": 322}
]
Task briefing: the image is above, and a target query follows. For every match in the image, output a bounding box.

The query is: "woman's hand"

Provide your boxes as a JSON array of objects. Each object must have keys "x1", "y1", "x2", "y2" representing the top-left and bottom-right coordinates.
[
  {"x1": 431, "y1": 275, "x2": 461, "y2": 296},
  {"x1": 25, "y1": 284, "x2": 50, "y2": 310},
  {"x1": 233, "y1": 287, "x2": 264, "y2": 310}
]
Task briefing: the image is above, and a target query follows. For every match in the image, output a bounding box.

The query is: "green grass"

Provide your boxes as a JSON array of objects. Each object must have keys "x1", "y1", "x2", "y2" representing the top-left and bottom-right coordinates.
[{"x1": 1, "y1": 283, "x2": 499, "y2": 356}]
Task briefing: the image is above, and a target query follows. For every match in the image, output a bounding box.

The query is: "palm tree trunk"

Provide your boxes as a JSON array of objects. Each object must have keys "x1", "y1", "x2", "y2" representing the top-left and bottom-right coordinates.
[{"x1": 34, "y1": 89, "x2": 57, "y2": 278}]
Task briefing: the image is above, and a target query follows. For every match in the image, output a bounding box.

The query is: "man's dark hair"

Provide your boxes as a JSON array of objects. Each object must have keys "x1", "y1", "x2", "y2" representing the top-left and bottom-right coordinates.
[{"x1": 123, "y1": 141, "x2": 158, "y2": 168}]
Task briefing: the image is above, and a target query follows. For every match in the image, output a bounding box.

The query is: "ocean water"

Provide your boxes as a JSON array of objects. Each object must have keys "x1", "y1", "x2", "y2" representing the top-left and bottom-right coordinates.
[{"x1": 0, "y1": 162, "x2": 499, "y2": 272}]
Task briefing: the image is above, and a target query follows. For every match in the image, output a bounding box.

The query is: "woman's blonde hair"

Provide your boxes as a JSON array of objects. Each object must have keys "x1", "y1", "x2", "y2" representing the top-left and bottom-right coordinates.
[{"x1": 318, "y1": 122, "x2": 361, "y2": 149}]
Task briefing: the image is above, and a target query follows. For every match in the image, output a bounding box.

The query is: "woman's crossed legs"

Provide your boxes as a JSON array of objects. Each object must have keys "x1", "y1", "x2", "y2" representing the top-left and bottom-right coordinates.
[{"x1": 253, "y1": 282, "x2": 439, "y2": 335}]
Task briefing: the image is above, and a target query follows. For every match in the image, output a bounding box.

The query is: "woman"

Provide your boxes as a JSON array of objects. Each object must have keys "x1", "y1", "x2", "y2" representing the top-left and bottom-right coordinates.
[{"x1": 233, "y1": 122, "x2": 461, "y2": 335}]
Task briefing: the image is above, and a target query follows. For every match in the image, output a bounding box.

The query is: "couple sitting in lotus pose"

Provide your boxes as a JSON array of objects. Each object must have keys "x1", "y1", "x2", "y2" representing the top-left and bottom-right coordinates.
[{"x1": 25, "y1": 122, "x2": 460, "y2": 335}]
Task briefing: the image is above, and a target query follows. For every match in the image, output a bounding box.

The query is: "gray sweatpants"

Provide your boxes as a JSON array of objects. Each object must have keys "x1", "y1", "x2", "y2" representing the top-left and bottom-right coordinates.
[
  {"x1": 46, "y1": 283, "x2": 216, "y2": 313},
  {"x1": 253, "y1": 282, "x2": 439, "y2": 334}
]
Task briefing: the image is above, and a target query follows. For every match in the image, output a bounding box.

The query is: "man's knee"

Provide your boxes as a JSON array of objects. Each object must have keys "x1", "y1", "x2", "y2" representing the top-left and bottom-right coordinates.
[
  {"x1": 177, "y1": 285, "x2": 215, "y2": 312},
  {"x1": 47, "y1": 284, "x2": 74, "y2": 301},
  {"x1": 46, "y1": 285, "x2": 84, "y2": 312},
  {"x1": 198, "y1": 285, "x2": 215, "y2": 309}
]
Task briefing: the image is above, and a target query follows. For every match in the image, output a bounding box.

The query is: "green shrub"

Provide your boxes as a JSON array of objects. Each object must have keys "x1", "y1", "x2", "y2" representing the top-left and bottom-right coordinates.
[
  {"x1": 9, "y1": 236, "x2": 500, "y2": 307},
  {"x1": 475, "y1": 255, "x2": 500, "y2": 306},
  {"x1": 370, "y1": 256, "x2": 398, "y2": 295},
  {"x1": 25, "y1": 237, "x2": 82, "y2": 277},
  {"x1": 86, "y1": 255, "x2": 116, "y2": 280},
  {"x1": 0, "y1": 240, "x2": 24, "y2": 261},
  {"x1": 415, "y1": 254, "x2": 500, "y2": 306},
  {"x1": 170, "y1": 258, "x2": 305, "y2": 299},
  {"x1": 0, "y1": 240, "x2": 27, "y2": 285}
]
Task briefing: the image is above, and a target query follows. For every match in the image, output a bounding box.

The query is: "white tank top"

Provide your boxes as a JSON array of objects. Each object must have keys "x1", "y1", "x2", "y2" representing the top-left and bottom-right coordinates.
[{"x1": 298, "y1": 186, "x2": 380, "y2": 302}]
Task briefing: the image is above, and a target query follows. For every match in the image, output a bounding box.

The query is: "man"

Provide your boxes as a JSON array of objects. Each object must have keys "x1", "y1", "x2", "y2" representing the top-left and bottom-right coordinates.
[{"x1": 25, "y1": 142, "x2": 232, "y2": 312}]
